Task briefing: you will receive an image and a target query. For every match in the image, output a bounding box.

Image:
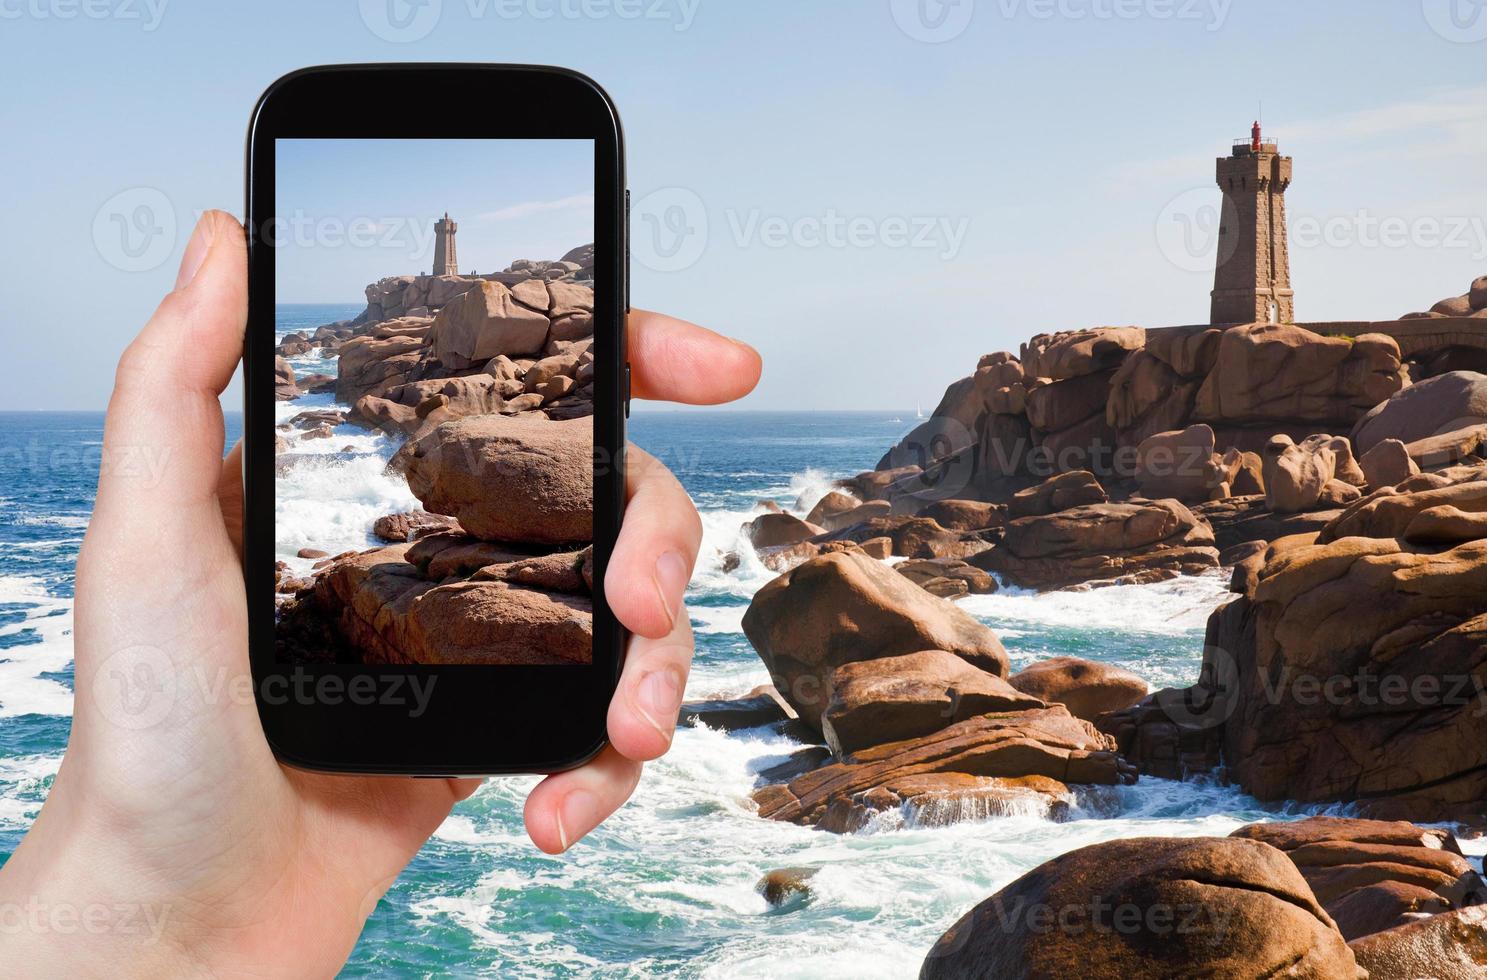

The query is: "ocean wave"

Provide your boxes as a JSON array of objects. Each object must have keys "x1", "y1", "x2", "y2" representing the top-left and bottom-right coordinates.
[
  {"x1": 276, "y1": 450, "x2": 418, "y2": 568},
  {"x1": 0, "y1": 575, "x2": 75, "y2": 718},
  {"x1": 960, "y1": 570, "x2": 1233, "y2": 637}
]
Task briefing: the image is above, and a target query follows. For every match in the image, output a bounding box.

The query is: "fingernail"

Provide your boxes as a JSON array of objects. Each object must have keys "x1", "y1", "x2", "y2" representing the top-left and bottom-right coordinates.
[
  {"x1": 728, "y1": 336, "x2": 760, "y2": 357},
  {"x1": 636, "y1": 666, "x2": 682, "y2": 738},
  {"x1": 174, "y1": 213, "x2": 214, "y2": 291},
  {"x1": 652, "y1": 550, "x2": 690, "y2": 630},
  {"x1": 556, "y1": 789, "x2": 600, "y2": 853}
]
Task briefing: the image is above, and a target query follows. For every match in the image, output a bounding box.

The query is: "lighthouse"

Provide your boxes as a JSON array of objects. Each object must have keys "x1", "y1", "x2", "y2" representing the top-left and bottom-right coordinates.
[
  {"x1": 432, "y1": 212, "x2": 459, "y2": 277},
  {"x1": 1210, "y1": 123, "x2": 1294, "y2": 325}
]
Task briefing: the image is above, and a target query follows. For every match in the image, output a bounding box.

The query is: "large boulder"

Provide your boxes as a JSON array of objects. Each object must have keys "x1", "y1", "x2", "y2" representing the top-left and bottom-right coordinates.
[
  {"x1": 804, "y1": 490, "x2": 860, "y2": 527},
  {"x1": 430, "y1": 280, "x2": 551, "y2": 369},
  {"x1": 1194, "y1": 324, "x2": 1404, "y2": 427},
  {"x1": 744, "y1": 512, "x2": 825, "y2": 549},
  {"x1": 753, "y1": 706, "x2": 1133, "y2": 831},
  {"x1": 1261, "y1": 433, "x2": 1363, "y2": 513},
  {"x1": 1008, "y1": 656, "x2": 1148, "y2": 722},
  {"x1": 1006, "y1": 470, "x2": 1106, "y2": 519},
  {"x1": 895, "y1": 557, "x2": 998, "y2": 599},
  {"x1": 976, "y1": 499, "x2": 1219, "y2": 591},
  {"x1": 400, "y1": 414, "x2": 593, "y2": 545},
  {"x1": 1231, "y1": 816, "x2": 1486, "y2": 941},
  {"x1": 741, "y1": 551, "x2": 1009, "y2": 729},
  {"x1": 1358, "y1": 438, "x2": 1419, "y2": 490},
  {"x1": 1352, "y1": 370, "x2": 1487, "y2": 453},
  {"x1": 274, "y1": 356, "x2": 298, "y2": 399},
  {"x1": 1348, "y1": 906, "x2": 1487, "y2": 979},
  {"x1": 821, "y1": 651, "x2": 1043, "y2": 756},
  {"x1": 1133, "y1": 423, "x2": 1243, "y2": 502},
  {"x1": 1020, "y1": 326, "x2": 1145, "y2": 380},
  {"x1": 920, "y1": 837, "x2": 1363, "y2": 979},
  {"x1": 918, "y1": 499, "x2": 1005, "y2": 532}
]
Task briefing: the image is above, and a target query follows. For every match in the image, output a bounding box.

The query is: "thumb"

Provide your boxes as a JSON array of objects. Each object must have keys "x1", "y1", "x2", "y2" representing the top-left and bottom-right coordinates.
[{"x1": 87, "y1": 210, "x2": 247, "y2": 549}]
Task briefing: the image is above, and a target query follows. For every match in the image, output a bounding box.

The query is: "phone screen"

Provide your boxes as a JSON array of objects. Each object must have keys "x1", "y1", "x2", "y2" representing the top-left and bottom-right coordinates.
[{"x1": 271, "y1": 138, "x2": 598, "y2": 669}]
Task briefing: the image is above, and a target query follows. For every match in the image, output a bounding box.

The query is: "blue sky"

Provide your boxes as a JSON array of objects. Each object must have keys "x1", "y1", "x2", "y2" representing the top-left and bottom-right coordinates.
[
  {"x1": 1, "y1": 0, "x2": 1484, "y2": 410},
  {"x1": 275, "y1": 139, "x2": 593, "y2": 301}
]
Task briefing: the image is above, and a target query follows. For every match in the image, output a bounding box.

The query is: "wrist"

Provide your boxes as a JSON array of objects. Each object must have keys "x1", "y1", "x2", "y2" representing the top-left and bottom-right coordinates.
[{"x1": 0, "y1": 801, "x2": 210, "y2": 978}]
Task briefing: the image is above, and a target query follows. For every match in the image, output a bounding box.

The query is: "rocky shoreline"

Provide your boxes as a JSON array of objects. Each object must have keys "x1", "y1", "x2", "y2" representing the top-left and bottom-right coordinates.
[
  {"x1": 273, "y1": 245, "x2": 600, "y2": 667},
  {"x1": 690, "y1": 276, "x2": 1487, "y2": 976}
]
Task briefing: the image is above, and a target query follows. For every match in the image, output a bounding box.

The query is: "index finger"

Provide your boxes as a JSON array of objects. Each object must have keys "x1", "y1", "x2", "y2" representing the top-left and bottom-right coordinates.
[{"x1": 627, "y1": 309, "x2": 761, "y2": 404}]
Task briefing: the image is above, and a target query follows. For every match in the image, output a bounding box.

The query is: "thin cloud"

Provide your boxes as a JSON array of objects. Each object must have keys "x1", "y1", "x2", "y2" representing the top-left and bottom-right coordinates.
[{"x1": 479, "y1": 193, "x2": 594, "y2": 221}]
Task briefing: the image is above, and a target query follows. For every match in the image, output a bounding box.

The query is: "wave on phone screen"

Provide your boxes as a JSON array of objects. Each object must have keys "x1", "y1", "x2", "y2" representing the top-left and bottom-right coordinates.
[{"x1": 272, "y1": 138, "x2": 596, "y2": 667}]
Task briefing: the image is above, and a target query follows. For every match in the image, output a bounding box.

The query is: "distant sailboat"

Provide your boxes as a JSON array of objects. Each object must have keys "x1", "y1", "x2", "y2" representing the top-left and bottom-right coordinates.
[{"x1": 915, "y1": 401, "x2": 926, "y2": 420}]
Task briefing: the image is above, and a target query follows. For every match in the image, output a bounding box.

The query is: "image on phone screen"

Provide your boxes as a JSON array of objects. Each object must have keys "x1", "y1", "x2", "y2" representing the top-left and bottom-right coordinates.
[{"x1": 271, "y1": 137, "x2": 597, "y2": 668}]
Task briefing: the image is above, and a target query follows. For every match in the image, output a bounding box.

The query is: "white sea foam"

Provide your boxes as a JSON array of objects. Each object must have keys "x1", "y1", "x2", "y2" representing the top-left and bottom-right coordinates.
[
  {"x1": 0, "y1": 575, "x2": 75, "y2": 718},
  {"x1": 275, "y1": 447, "x2": 417, "y2": 569},
  {"x1": 960, "y1": 569, "x2": 1234, "y2": 636},
  {"x1": 0, "y1": 752, "x2": 61, "y2": 830}
]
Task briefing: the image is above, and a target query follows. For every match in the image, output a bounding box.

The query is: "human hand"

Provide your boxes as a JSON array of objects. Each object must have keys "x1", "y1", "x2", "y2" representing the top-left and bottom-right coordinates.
[{"x1": 0, "y1": 210, "x2": 761, "y2": 977}]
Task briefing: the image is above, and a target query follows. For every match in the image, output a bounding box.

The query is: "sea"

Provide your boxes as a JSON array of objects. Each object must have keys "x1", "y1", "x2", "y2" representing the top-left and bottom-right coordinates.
[{"x1": 0, "y1": 302, "x2": 1441, "y2": 977}]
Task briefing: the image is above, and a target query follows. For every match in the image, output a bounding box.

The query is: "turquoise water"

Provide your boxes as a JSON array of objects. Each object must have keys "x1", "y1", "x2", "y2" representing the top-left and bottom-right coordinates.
[{"x1": 0, "y1": 306, "x2": 1296, "y2": 976}]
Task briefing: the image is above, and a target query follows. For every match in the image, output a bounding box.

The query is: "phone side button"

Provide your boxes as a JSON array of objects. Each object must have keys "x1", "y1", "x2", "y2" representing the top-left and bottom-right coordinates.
[
  {"x1": 624, "y1": 362, "x2": 632, "y2": 418},
  {"x1": 624, "y1": 188, "x2": 631, "y2": 313}
]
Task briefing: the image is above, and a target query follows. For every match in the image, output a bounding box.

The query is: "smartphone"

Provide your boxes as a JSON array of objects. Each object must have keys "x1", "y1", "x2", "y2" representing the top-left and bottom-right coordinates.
[{"x1": 244, "y1": 64, "x2": 627, "y2": 774}]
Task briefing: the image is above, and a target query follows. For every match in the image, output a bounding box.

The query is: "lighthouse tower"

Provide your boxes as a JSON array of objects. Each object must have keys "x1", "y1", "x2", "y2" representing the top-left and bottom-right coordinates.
[
  {"x1": 1211, "y1": 123, "x2": 1293, "y2": 325},
  {"x1": 432, "y1": 212, "x2": 459, "y2": 276}
]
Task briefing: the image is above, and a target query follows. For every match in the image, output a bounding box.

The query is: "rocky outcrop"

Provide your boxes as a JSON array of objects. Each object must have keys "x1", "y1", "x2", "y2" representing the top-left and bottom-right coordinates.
[
  {"x1": 752, "y1": 706, "x2": 1133, "y2": 831},
  {"x1": 820, "y1": 651, "x2": 1043, "y2": 756},
  {"x1": 279, "y1": 535, "x2": 594, "y2": 666},
  {"x1": 974, "y1": 499, "x2": 1219, "y2": 591},
  {"x1": 1352, "y1": 370, "x2": 1487, "y2": 453},
  {"x1": 920, "y1": 836, "x2": 1362, "y2": 979},
  {"x1": 814, "y1": 515, "x2": 986, "y2": 560},
  {"x1": 741, "y1": 552, "x2": 1009, "y2": 729},
  {"x1": 1231, "y1": 816, "x2": 1486, "y2": 941},
  {"x1": 399, "y1": 414, "x2": 593, "y2": 545},
  {"x1": 1194, "y1": 463, "x2": 1487, "y2": 823},
  {"x1": 1008, "y1": 656, "x2": 1147, "y2": 722},
  {"x1": 1193, "y1": 324, "x2": 1404, "y2": 427}
]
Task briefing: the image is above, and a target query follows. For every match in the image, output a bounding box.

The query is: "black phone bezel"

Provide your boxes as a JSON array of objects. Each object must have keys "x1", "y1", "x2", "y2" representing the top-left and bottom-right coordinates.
[{"x1": 244, "y1": 64, "x2": 626, "y2": 776}]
